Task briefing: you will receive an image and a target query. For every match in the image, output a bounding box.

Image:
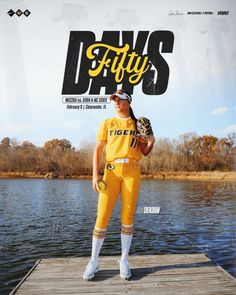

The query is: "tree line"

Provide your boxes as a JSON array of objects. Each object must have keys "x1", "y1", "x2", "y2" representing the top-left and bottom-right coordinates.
[{"x1": 0, "y1": 132, "x2": 235, "y2": 176}]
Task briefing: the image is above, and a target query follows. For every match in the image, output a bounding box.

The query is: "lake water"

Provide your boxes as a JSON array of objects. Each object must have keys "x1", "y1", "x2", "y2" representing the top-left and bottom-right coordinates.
[{"x1": 0, "y1": 179, "x2": 236, "y2": 294}]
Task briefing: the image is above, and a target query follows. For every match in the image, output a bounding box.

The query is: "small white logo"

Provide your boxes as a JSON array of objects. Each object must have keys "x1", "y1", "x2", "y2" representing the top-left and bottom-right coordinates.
[{"x1": 136, "y1": 206, "x2": 160, "y2": 214}]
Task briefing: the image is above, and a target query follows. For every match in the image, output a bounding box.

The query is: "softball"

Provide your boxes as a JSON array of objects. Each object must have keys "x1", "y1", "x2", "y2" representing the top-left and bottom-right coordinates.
[{"x1": 97, "y1": 180, "x2": 106, "y2": 191}]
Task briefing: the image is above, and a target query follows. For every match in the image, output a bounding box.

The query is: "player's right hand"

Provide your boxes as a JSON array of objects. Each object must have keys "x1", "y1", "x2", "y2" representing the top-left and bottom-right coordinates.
[{"x1": 92, "y1": 174, "x2": 100, "y2": 192}]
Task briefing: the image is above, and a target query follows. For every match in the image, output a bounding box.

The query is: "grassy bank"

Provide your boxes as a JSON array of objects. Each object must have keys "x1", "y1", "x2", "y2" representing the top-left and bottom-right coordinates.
[
  {"x1": 0, "y1": 171, "x2": 236, "y2": 180},
  {"x1": 150, "y1": 171, "x2": 236, "y2": 180}
]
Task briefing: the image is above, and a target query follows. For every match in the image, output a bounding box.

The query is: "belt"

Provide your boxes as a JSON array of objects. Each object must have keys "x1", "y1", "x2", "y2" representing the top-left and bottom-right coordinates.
[
  {"x1": 114, "y1": 158, "x2": 130, "y2": 163},
  {"x1": 109, "y1": 158, "x2": 139, "y2": 164},
  {"x1": 106, "y1": 158, "x2": 139, "y2": 170}
]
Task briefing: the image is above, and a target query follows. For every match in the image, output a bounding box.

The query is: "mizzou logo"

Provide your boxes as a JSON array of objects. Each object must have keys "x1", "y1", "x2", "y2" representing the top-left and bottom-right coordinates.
[{"x1": 106, "y1": 164, "x2": 115, "y2": 170}]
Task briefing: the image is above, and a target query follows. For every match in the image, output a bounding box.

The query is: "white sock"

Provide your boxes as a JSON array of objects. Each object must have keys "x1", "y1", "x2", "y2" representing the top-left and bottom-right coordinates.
[
  {"x1": 91, "y1": 237, "x2": 104, "y2": 261},
  {"x1": 121, "y1": 224, "x2": 134, "y2": 262},
  {"x1": 91, "y1": 227, "x2": 106, "y2": 261}
]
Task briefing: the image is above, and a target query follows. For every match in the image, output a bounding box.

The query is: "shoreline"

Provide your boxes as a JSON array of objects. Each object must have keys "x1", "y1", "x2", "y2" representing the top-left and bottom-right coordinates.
[{"x1": 0, "y1": 171, "x2": 236, "y2": 180}]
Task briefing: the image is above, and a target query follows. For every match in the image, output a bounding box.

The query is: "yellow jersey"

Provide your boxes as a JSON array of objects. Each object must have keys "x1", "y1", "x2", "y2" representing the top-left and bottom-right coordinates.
[{"x1": 96, "y1": 116, "x2": 147, "y2": 162}]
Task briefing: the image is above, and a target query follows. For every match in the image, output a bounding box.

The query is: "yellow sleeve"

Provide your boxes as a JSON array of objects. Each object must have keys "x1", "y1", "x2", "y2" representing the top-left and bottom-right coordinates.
[{"x1": 96, "y1": 120, "x2": 108, "y2": 141}]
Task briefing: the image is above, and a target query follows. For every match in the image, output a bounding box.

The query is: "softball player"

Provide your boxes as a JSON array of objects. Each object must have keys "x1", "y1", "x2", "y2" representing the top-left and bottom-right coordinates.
[{"x1": 83, "y1": 90, "x2": 155, "y2": 280}]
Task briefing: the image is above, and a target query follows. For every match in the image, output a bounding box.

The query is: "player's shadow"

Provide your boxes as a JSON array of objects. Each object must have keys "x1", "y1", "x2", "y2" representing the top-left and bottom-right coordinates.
[{"x1": 91, "y1": 260, "x2": 214, "y2": 281}]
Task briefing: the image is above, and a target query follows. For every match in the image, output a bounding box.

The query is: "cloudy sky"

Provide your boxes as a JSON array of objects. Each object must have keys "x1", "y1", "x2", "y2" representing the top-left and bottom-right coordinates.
[{"x1": 0, "y1": 0, "x2": 235, "y2": 148}]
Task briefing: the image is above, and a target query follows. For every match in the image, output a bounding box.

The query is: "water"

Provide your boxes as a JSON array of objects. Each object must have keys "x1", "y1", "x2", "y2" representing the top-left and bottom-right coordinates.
[{"x1": 0, "y1": 179, "x2": 236, "y2": 294}]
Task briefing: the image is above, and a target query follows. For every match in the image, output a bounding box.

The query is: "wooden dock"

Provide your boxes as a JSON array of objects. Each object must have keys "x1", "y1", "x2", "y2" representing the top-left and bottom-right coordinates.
[{"x1": 10, "y1": 254, "x2": 236, "y2": 295}]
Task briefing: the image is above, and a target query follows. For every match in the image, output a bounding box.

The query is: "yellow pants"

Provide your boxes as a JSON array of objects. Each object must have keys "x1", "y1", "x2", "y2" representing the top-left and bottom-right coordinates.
[{"x1": 93, "y1": 159, "x2": 141, "y2": 238}]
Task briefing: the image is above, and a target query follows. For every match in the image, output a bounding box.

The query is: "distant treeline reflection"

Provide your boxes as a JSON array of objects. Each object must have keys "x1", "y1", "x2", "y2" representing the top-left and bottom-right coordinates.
[{"x1": 0, "y1": 132, "x2": 235, "y2": 176}]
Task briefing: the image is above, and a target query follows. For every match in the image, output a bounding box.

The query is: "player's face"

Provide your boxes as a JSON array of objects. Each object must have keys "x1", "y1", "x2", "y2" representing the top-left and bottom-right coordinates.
[{"x1": 113, "y1": 96, "x2": 130, "y2": 113}]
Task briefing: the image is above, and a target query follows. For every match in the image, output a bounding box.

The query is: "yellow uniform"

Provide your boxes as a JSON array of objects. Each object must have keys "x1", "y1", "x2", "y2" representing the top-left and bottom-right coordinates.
[
  {"x1": 93, "y1": 116, "x2": 147, "y2": 238},
  {"x1": 96, "y1": 116, "x2": 146, "y2": 162},
  {"x1": 83, "y1": 91, "x2": 152, "y2": 281}
]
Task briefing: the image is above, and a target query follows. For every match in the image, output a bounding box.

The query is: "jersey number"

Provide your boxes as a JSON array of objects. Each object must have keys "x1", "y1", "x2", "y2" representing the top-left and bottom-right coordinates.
[{"x1": 130, "y1": 137, "x2": 138, "y2": 148}]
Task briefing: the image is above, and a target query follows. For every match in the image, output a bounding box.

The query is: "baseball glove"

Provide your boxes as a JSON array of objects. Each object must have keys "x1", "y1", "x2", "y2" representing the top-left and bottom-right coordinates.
[{"x1": 137, "y1": 116, "x2": 153, "y2": 140}]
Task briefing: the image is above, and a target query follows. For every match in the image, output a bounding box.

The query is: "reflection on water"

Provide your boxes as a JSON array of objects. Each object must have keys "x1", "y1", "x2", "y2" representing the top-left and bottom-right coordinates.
[{"x1": 0, "y1": 179, "x2": 236, "y2": 294}]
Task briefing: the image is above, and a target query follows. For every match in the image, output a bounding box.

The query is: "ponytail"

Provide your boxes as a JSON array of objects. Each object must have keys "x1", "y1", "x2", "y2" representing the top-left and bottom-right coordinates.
[
  {"x1": 129, "y1": 106, "x2": 137, "y2": 131},
  {"x1": 122, "y1": 89, "x2": 137, "y2": 131}
]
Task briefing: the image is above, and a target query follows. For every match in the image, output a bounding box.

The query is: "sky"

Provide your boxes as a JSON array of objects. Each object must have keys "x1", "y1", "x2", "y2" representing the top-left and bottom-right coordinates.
[{"x1": 0, "y1": 0, "x2": 235, "y2": 148}]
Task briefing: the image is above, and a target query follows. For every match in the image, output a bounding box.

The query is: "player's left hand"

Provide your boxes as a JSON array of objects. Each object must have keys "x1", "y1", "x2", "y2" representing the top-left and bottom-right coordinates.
[{"x1": 137, "y1": 116, "x2": 154, "y2": 141}]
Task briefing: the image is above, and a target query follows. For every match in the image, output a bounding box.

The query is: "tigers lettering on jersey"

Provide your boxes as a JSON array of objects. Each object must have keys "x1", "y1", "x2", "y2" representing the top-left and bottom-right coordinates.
[
  {"x1": 96, "y1": 117, "x2": 146, "y2": 162},
  {"x1": 109, "y1": 129, "x2": 138, "y2": 136},
  {"x1": 108, "y1": 128, "x2": 139, "y2": 149}
]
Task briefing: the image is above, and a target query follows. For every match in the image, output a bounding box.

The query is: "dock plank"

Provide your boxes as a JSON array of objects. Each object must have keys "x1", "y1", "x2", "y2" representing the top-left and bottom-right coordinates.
[{"x1": 10, "y1": 254, "x2": 236, "y2": 295}]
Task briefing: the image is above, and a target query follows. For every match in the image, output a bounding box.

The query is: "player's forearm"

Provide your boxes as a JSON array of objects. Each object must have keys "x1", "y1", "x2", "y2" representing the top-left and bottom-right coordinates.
[
  {"x1": 93, "y1": 146, "x2": 103, "y2": 176},
  {"x1": 141, "y1": 135, "x2": 155, "y2": 156},
  {"x1": 142, "y1": 141, "x2": 154, "y2": 156}
]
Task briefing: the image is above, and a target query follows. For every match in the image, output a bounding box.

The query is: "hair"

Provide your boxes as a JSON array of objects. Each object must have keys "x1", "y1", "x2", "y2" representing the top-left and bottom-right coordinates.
[
  {"x1": 129, "y1": 106, "x2": 137, "y2": 128},
  {"x1": 123, "y1": 89, "x2": 137, "y2": 131}
]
